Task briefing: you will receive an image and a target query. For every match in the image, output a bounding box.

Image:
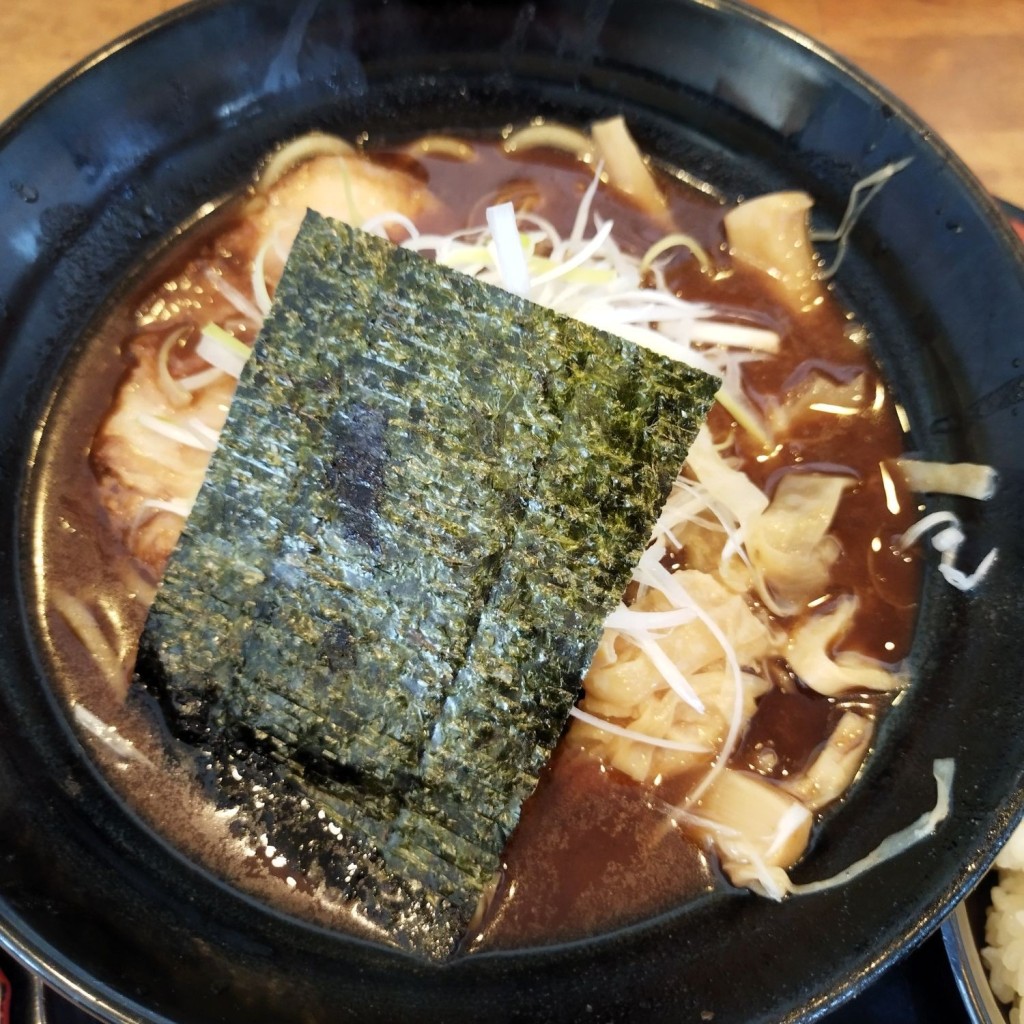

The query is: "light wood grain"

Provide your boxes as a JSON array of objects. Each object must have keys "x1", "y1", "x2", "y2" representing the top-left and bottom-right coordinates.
[
  {"x1": 1, "y1": 0, "x2": 1021, "y2": 206},
  {"x1": 0, "y1": 0, "x2": 180, "y2": 119},
  {"x1": 750, "y1": 0, "x2": 1024, "y2": 207}
]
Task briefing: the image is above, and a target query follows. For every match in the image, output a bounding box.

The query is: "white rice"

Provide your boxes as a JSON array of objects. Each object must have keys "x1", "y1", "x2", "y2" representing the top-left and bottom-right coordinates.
[{"x1": 982, "y1": 823, "x2": 1024, "y2": 1021}]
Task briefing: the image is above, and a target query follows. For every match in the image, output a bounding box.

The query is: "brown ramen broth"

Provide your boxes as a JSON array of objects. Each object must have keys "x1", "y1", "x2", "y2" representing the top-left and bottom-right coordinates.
[{"x1": 31, "y1": 127, "x2": 921, "y2": 952}]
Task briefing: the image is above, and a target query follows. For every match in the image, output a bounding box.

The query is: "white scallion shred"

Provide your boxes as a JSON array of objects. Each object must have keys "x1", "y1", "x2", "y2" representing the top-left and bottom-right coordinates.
[
  {"x1": 485, "y1": 201, "x2": 531, "y2": 297},
  {"x1": 176, "y1": 366, "x2": 227, "y2": 393},
  {"x1": 938, "y1": 547, "x2": 998, "y2": 591},
  {"x1": 530, "y1": 219, "x2": 614, "y2": 286},
  {"x1": 503, "y1": 123, "x2": 594, "y2": 161},
  {"x1": 392, "y1": 170, "x2": 779, "y2": 405},
  {"x1": 641, "y1": 233, "x2": 714, "y2": 276},
  {"x1": 630, "y1": 632, "x2": 705, "y2": 713},
  {"x1": 140, "y1": 497, "x2": 194, "y2": 519},
  {"x1": 568, "y1": 706, "x2": 712, "y2": 753},
  {"x1": 137, "y1": 413, "x2": 213, "y2": 450},
  {"x1": 196, "y1": 323, "x2": 252, "y2": 379},
  {"x1": 899, "y1": 509, "x2": 998, "y2": 592},
  {"x1": 690, "y1": 321, "x2": 780, "y2": 352},
  {"x1": 603, "y1": 603, "x2": 699, "y2": 632},
  {"x1": 203, "y1": 266, "x2": 265, "y2": 324},
  {"x1": 811, "y1": 157, "x2": 913, "y2": 279},
  {"x1": 630, "y1": 544, "x2": 748, "y2": 807},
  {"x1": 898, "y1": 510, "x2": 958, "y2": 549},
  {"x1": 155, "y1": 326, "x2": 192, "y2": 408},
  {"x1": 251, "y1": 237, "x2": 277, "y2": 317},
  {"x1": 786, "y1": 758, "x2": 954, "y2": 896},
  {"x1": 72, "y1": 705, "x2": 153, "y2": 766},
  {"x1": 359, "y1": 211, "x2": 420, "y2": 241},
  {"x1": 50, "y1": 590, "x2": 127, "y2": 697},
  {"x1": 186, "y1": 417, "x2": 221, "y2": 451}
]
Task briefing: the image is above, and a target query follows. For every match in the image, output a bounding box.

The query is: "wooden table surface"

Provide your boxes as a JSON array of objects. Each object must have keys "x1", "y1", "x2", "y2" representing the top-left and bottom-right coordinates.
[{"x1": 1, "y1": 0, "x2": 1022, "y2": 207}]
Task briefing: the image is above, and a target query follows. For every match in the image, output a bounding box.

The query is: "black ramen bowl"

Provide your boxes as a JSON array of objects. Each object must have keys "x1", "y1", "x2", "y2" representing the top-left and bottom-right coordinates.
[{"x1": 1, "y1": 2, "x2": 1023, "y2": 1022}]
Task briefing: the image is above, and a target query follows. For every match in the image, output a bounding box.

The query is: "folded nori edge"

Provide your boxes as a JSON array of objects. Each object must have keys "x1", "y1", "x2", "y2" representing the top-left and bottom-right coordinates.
[{"x1": 135, "y1": 210, "x2": 719, "y2": 959}]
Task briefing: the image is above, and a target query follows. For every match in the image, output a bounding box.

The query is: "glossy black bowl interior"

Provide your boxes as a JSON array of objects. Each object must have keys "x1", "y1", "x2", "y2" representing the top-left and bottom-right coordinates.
[{"x1": 1, "y1": 2, "x2": 1024, "y2": 1022}]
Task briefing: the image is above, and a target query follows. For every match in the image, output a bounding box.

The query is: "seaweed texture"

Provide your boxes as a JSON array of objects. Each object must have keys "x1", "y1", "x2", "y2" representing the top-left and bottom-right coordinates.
[{"x1": 136, "y1": 211, "x2": 719, "y2": 958}]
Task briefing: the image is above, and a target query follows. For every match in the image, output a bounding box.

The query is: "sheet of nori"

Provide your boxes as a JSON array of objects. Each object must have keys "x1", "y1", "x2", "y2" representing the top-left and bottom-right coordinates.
[{"x1": 135, "y1": 210, "x2": 719, "y2": 959}]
